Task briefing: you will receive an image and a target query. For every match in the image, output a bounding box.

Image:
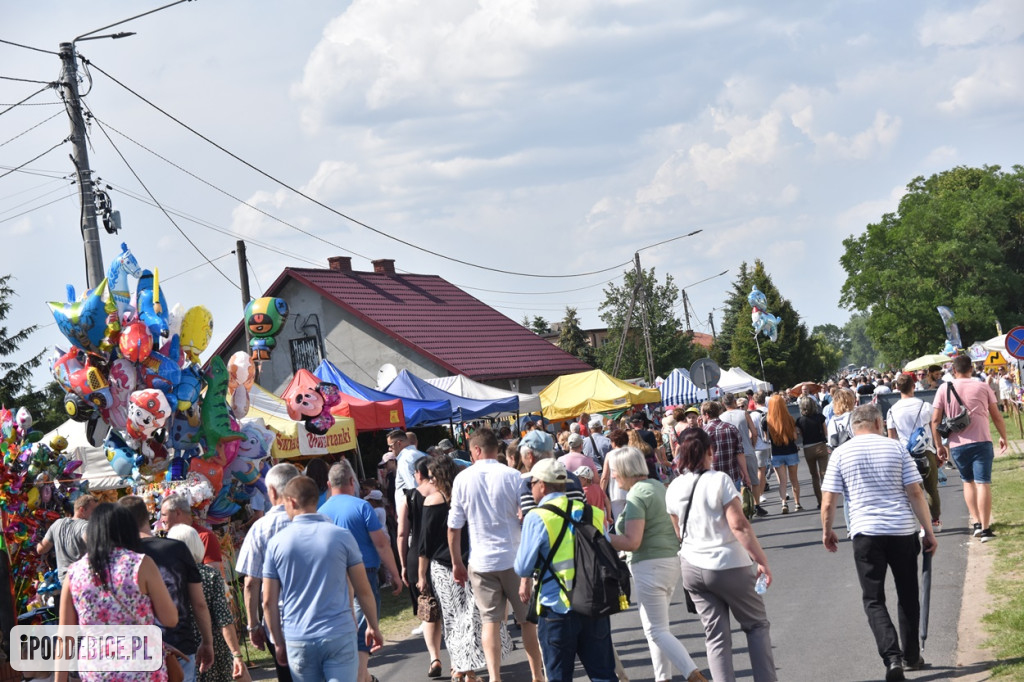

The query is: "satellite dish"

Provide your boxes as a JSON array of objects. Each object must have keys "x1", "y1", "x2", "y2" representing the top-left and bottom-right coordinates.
[
  {"x1": 377, "y1": 363, "x2": 398, "y2": 389},
  {"x1": 689, "y1": 358, "x2": 721, "y2": 392}
]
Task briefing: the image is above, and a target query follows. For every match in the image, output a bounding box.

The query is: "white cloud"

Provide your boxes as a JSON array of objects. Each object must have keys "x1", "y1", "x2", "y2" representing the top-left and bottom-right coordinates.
[
  {"x1": 919, "y1": 0, "x2": 1024, "y2": 47},
  {"x1": 938, "y1": 44, "x2": 1024, "y2": 113}
]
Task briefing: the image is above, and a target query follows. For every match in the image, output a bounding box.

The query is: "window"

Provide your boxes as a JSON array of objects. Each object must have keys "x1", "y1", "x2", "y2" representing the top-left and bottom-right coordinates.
[{"x1": 289, "y1": 336, "x2": 321, "y2": 374}]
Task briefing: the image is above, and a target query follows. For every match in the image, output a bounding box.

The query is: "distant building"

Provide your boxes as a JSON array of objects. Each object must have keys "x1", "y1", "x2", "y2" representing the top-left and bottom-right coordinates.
[{"x1": 211, "y1": 257, "x2": 593, "y2": 395}]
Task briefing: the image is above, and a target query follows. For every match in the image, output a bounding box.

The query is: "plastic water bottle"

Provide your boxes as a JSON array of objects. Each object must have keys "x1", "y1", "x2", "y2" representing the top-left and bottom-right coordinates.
[
  {"x1": 938, "y1": 467, "x2": 948, "y2": 486},
  {"x1": 755, "y1": 573, "x2": 768, "y2": 595}
]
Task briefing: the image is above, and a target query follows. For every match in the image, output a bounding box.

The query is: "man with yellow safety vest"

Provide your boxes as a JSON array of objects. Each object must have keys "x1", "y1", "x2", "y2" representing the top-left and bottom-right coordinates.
[{"x1": 514, "y1": 459, "x2": 616, "y2": 682}]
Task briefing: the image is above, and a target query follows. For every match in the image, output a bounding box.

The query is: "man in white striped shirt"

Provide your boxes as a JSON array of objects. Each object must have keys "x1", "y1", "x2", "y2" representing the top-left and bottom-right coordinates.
[{"x1": 820, "y1": 404, "x2": 937, "y2": 682}]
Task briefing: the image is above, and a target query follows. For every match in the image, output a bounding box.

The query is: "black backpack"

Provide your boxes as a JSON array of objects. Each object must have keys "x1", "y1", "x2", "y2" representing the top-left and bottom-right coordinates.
[{"x1": 533, "y1": 502, "x2": 631, "y2": 619}]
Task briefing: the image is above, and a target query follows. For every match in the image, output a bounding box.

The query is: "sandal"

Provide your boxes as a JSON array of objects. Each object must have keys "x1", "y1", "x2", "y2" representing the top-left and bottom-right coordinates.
[{"x1": 428, "y1": 659, "x2": 443, "y2": 678}]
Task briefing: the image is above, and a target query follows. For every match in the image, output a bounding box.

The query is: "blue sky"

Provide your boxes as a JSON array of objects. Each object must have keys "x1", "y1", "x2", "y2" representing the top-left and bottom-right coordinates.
[{"x1": 3, "y1": 0, "x2": 1023, "y2": 386}]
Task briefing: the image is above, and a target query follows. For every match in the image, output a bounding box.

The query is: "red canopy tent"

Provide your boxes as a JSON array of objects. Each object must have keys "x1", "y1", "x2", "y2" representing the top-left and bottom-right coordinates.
[{"x1": 283, "y1": 369, "x2": 405, "y2": 432}]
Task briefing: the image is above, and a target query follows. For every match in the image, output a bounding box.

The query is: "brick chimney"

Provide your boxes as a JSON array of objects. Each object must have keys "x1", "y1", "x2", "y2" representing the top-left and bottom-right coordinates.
[
  {"x1": 328, "y1": 256, "x2": 352, "y2": 273},
  {"x1": 372, "y1": 259, "x2": 396, "y2": 276}
]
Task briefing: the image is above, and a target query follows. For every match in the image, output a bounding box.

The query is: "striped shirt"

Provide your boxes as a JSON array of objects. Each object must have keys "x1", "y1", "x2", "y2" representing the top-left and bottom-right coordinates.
[{"x1": 821, "y1": 433, "x2": 922, "y2": 537}]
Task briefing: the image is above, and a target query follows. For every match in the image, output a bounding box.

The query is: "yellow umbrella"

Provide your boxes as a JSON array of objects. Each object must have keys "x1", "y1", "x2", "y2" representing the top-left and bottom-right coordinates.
[{"x1": 903, "y1": 354, "x2": 953, "y2": 372}]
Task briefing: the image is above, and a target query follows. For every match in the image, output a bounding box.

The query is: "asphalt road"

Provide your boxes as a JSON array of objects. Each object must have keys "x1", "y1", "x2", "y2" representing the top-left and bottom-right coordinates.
[{"x1": 254, "y1": 463, "x2": 973, "y2": 682}]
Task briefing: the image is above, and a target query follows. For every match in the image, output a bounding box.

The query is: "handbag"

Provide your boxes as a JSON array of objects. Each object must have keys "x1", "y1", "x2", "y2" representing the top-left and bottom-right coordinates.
[
  {"x1": 416, "y1": 587, "x2": 440, "y2": 623},
  {"x1": 936, "y1": 382, "x2": 971, "y2": 438},
  {"x1": 679, "y1": 471, "x2": 708, "y2": 614},
  {"x1": 164, "y1": 650, "x2": 185, "y2": 682}
]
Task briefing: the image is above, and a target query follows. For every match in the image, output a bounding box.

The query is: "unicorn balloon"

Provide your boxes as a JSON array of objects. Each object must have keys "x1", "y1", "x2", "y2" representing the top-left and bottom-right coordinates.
[{"x1": 106, "y1": 243, "x2": 142, "y2": 318}]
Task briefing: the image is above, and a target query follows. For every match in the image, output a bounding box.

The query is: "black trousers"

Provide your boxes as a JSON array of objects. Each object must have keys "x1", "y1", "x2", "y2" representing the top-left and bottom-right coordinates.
[
  {"x1": 265, "y1": 634, "x2": 293, "y2": 682},
  {"x1": 852, "y1": 533, "x2": 921, "y2": 666}
]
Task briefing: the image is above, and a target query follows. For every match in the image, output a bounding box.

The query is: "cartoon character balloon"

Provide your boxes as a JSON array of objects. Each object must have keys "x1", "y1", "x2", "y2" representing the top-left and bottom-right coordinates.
[
  {"x1": 106, "y1": 242, "x2": 142, "y2": 318},
  {"x1": 286, "y1": 381, "x2": 342, "y2": 436},
  {"x1": 136, "y1": 269, "x2": 169, "y2": 341},
  {"x1": 245, "y1": 297, "x2": 288, "y2": 361},
  {"x1": 49, "y1": 279, "x2": 117, "y2": 357},
  {"x1": 227, "y1": 351, "x2": 255, "y2": 419},
  {"x1": 125, "y1": 389, "x2": 172, "y2": 442},
  {"x1": 179, "y1": 306, "x2": 214, "y2": 364}
]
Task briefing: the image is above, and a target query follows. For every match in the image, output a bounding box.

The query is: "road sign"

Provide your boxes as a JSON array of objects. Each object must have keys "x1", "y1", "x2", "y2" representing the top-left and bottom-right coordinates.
[
  {"x1": 984, "y1": 351, "x2": 1007, "y2": 368},
  {"x1": 1006, "y1": 326, "x2": 1024, "y2": 360},
  {"x1": 689, "y1": 358, "x2": 721, "y2": 391}
]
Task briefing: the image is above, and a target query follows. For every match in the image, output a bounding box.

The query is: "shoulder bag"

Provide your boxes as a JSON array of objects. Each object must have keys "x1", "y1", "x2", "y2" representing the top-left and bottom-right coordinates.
[
  {"x1": 679, "y1": 471, "x2": 708, "y2": 614},
  {"x1": 936, "y1": 382, "x2": 971, "y2": 438}
]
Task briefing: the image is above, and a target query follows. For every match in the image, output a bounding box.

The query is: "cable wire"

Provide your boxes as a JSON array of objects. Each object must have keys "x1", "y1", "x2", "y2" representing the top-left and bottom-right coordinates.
[
  {"x1": 87, "y1": 60, "x2": 703, "y2": 279},
  {"x1": 246, "y1": 258, "x2": 264, "y2": 294},
  {"x1": 83, "y1": 104, "x2": 239, "y2": 290},
  {"x1": 0, "y1": 84, "x2": 56, "y2": 118},
  {"x1": 0, "y1": 111, "x2": 64, "y2": 149},
  {"x1": 163, "y1": 252, "x2": 235, "y2": 282},
  {"x1": 92, "y1": 115, "x2": 373, "y2": 263},
  {"x1": 0, "y1": 75, "x2": 56, "y2": 85},
  {"x1": 0, "y1": 138, "x2": 69, "y2": 181},
  {"x1": 0, "y1": 181, "x2": 75, "y2": 215},
  {"x1": 0, "y1": 38, "x2": 58, "y2": 56},
  {"x1": 75, "y1": 0, "x2": 192, "y2": 42},
  {"x1": 0, "y1": 164, "x2": 67, "y2": 180},
  {"x1": 0, "y1": 190, "x2": 74, "y2": 225}
]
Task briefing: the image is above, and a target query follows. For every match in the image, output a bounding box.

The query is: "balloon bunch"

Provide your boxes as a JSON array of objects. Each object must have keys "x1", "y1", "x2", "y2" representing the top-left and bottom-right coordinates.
[
  {"x1": 0, "y1": 409, "x2": 87, "y2": 612},
  {"x1": 47, "y1": 242, "x2": 248, "y2": 491},
  {"x1": 748, "y1": 285, "x2": 781, "y2": 343}
]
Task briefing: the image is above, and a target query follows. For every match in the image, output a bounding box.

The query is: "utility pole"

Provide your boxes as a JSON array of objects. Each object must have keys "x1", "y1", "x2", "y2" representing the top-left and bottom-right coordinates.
[
  {"x1": 60, "y1": 42, "x2": 104, "y2": 290},
  {"x1": 236, "y1": 239, "x2": 252, "y2": 349},
  {"x1": 612, "y1": 252, "x2": 655, "y2": 384},
  {"x1": 681, "y1": 289, "x2": 691, "y2": 331},
  {"x1": 708, "y1": 311, "x2": 717, "y2": 342}
]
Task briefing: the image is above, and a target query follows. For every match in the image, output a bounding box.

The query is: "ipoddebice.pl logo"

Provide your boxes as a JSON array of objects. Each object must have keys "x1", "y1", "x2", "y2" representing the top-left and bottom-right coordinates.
[{"x1": 11, "y1": 625, "x2": 162, "y2": 672}]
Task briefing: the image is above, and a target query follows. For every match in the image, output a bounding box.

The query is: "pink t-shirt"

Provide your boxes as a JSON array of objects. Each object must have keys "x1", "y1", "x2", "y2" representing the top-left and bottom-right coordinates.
[{"x1": 932, "y1": 378, "x2": 997, "y2": 447}]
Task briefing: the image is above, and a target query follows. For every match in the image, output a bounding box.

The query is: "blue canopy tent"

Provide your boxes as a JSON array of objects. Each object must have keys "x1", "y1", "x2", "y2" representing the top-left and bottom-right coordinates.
[
  {"x1": 314, "y1": 360, "x2": 451, "y2": 428},
  {"x1": 385, "y1": 369, "x2": 519, "y2": 422},
  {"x1": 659, "y1": 368, "x2": 717, "y2": 406}
]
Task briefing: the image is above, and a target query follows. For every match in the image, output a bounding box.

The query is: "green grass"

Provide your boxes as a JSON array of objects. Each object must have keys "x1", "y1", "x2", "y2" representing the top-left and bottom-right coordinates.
[{"x1": 982, "y1": 450, "x2": 1024, "y2": 680}]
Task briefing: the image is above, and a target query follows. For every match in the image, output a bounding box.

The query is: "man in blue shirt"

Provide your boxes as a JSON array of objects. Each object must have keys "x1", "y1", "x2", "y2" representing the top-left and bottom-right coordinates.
[
  {"x1": 319, "y1": 460, "x2": 402, "y2": 682},
  {"x1": 263, "y1": 476, "x2": 382, "y2": 682},
  {"x1": 515, "y1": 459, "x2": 616, "y2": 682}
]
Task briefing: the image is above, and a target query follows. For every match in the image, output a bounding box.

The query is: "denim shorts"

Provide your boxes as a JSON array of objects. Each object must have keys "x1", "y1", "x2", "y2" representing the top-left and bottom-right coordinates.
[
  {"x1": 772, "y1": 453, "x2": 799, "y2": 468},
  {"x1": 951, "y1": 441, "x2": 994, "y2": 484}
]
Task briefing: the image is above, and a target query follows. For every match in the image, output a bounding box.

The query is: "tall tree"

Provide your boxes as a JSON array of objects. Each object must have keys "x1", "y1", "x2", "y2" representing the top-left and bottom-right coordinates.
[
  {"x1": 520, "y1": 315, "x2": 552, "y2": 334},
  {"x1": 712, "y1": 260, "x2": 822, "y2": 388},
  {"x1": 0, "y1": 274, "x2": 63, "y2": 432},
  {"x1": 556, "y1": 307, "x2": 595, "y2": 366},
  {"x1": 596, "y1": 266, "x2": 700, "y2": 380},
  {"x1": 843, "y1": 312, "x2": 883, "y2": 369},
  {"x1": 840, "y1": 165, "x2": 1024, "y2": 365}
]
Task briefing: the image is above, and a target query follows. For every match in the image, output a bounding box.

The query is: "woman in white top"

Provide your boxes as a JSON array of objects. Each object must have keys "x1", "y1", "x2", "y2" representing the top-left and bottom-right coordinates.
[{"x1": 666, "y1": 428, "x2": 777, "y2": 682}]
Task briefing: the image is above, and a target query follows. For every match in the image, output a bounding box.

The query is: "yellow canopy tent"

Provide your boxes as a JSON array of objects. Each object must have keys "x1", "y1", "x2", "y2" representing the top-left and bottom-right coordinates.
[
  {"x1": 246, "y1": 384, "x2": 357, "y2": 459},
  {"x1": 540, "y1": 369, "x2": 661, "y2": 421}
]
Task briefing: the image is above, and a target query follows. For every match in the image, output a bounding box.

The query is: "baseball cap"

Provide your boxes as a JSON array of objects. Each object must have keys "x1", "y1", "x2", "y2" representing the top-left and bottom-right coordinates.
[
  {"x1": 522, "y1": 458, "x2": 568, "y2": 484},
  {"x1": 437, "y1": 438, "x2": 455, "y2": 452},
  {"x1": 519, "y1": 429, "x2": 555, "y2": 452},
  {"x1": 683, "y1": 406, "x2": 700, "y2": 416},
  {"x1": 567, "y1": 433, "x2": 584, "y2": 448},
  {"x1": 380, "y1": 452, "x2": 397, "y2": 464},
  {"x1": 629, "y1": 415, "x2": 645, "y2": 424},
  {"x1": 573, "y1": 465, "x2": 594, "y2": 480},
  {"x1": 588, "y1": 416, "x2": 603, "y2": 430},
  {"x1": 363, "y1": 490, "x2": 383, "y2": 502}
]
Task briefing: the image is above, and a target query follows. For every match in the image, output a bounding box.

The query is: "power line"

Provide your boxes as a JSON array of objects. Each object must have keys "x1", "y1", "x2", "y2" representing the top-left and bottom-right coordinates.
[
  {"x1": 0, "y1": 181, "x2": 75, "y2": 216},
  {"x1": 0, "y1": 84, "x2": 57, "y2": 118},
  {"x1": 0, "y1": 176, "x2": 68, "y2": 202},
  {"x1": 87, "y1": 60, "x2": 703, "y2": 279},
  {"x1": 162, "y1": 252, "x2": 235, "y2": 282},
  {"x1": 0, "y1": 75, "x2": 57, "y2": 85},
  {"x1": 74, "y1": 0, "x2": 192, "y2": 42},
  {"x1": 92, "y1": 115, "x2": 374, "y2": 263},
  {"x1": 0, "y1": 190, "x2": 74, "y2": 225},
  {"x1": 0, "y1": 111, "x2": 65, "y2": 149},
  {"x1": 83, "y1": 104, "x2": 239, "y2": 290},
  {"x1": 0, "y1": 164, "x2": 70, "y2": 180},
  {"x1": 0, "y1": 138, "x2": 69, "y2": 181},
  {"x1": 246, "y1": 258, "x2": 264, "y2": 294},
  {"x1": 0, "y1": 38, "x2": 58, "y2": 56}
]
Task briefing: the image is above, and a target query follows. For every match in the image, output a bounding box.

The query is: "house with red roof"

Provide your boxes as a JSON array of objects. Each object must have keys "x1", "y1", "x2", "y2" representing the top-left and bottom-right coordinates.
[{"x1": 211, "y1": 256, "x2": 593, "y2": 395}]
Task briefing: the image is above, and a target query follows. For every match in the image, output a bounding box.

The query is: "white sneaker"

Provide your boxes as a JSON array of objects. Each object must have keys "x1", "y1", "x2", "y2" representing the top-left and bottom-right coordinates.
[
  {"x1": 411, "y1": 625, "x2": 424, "y2": 635},
  {"x1": 759, "y1": 495, "x2": 767, "y2": 504}
]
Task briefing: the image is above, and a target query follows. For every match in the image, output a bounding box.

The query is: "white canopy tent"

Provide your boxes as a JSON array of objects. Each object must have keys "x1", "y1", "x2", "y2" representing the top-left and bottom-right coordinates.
[
  {"x1": 426, "y1": 374, "x2": 542, "y2": 416},
  {"x1": 718, "y1": 367, "x2": 772, "y2": 394},
  {"x1": 42, "y1": 420, "x2": 124, "y2": 491}
]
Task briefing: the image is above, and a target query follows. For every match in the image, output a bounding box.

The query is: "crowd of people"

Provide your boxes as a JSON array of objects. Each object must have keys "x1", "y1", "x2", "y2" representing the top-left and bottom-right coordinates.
[{"x1": 35, "y1": 355, "x2": 1017, "y2": 682}]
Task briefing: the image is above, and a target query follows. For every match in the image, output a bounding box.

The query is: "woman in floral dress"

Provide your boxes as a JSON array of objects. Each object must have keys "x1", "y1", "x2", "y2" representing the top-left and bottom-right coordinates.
[
  {"x1": 167, "y1": 525, "x2": 251, "y2": 682},
  {"x1": 59, "y1": 504, "x2": 178, "y2": 682}
]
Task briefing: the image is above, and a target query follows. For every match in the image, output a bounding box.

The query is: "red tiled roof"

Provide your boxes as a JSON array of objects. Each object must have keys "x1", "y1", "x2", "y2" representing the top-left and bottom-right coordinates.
[
  {"x1": 216, "y1": 265, "x2": 593, "y2": 381},
  {"x1": 692, "y1": 332, "x2": 714, "y2": 349}
]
